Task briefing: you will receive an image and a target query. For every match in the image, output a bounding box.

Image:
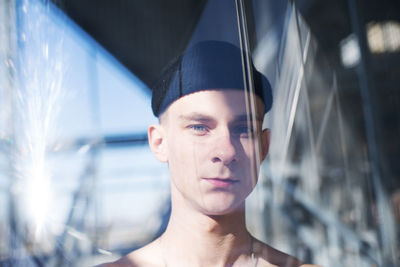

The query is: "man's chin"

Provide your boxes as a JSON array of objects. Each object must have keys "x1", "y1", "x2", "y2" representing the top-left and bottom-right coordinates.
[{"x1": 200, "y1": 200, "x2": 246, "y2": 216}]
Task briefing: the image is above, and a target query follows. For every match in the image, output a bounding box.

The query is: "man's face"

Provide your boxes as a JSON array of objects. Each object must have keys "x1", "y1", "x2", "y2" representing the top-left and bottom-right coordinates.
[{"x1": 152, "y1": 89, "x2": 269, "y2": 215}]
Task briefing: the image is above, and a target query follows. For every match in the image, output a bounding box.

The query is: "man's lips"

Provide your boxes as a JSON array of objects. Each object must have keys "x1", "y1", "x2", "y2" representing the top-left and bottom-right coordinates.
[{"x1": 203, "y1": 178, "x2": 239, "y2": 188}]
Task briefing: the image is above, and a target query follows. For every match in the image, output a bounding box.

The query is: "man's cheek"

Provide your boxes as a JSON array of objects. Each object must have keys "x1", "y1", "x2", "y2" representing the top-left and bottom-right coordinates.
[{"x1": 237, "y1": 140, "x2": 252, "y2": 160}]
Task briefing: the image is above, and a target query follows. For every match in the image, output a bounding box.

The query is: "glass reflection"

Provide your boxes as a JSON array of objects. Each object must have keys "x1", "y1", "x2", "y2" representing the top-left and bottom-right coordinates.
[
  {"x1": 0, "y1": 0, "x2": 399, "y2": 266},
  {"x1": 249, "y1": 0, "x2": 400, "y2": 266}
]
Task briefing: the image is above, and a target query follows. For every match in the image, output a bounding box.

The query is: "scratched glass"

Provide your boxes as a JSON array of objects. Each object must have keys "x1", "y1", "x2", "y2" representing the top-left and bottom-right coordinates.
[{"x1": 1, "y1": 0, "x2": 399, "y2": 266}]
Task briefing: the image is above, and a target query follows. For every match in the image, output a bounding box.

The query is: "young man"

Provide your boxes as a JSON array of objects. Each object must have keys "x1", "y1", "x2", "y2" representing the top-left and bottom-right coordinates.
[{"x1": 102, "y1": 41, "x2": 319, "y2": 267}]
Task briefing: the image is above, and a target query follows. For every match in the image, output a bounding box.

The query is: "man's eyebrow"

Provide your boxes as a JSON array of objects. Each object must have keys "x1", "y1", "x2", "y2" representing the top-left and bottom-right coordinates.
[
  {"x1": 234, "y1": 114, "x2": 264, "y2": 123},
  {"x1": 179, "y1": 113, "x2": 264, "y2": 123},
  {"x1": 179, "y1": 113, "x2": 215, "y2": 122}
]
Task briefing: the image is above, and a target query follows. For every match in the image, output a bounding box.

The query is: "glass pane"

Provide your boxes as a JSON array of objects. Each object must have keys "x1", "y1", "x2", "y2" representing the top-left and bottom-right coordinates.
[
  {"x1": 0, "y1": 0, "x2": 272, "y2": 266},
  {"x1": 0, "y1": 0, "x2": 170, "y2": 265},
  {"x1": 248, "y1": 0, "x2": 400, "y2": 266},
  {"x1": 5, "y1": 0, "x2": 398, "y2": 266}
]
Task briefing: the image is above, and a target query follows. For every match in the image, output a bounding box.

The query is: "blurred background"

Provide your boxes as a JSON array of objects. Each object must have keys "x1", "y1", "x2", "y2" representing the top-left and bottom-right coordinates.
[{"x1": 0, "y1": 0, "x2": 399, "y2": 266}]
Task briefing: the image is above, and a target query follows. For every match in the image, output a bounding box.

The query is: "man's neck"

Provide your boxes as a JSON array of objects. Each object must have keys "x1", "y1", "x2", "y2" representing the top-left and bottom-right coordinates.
[{"x1": 160, "y1": 193, "x2": 252, "y2": 266}]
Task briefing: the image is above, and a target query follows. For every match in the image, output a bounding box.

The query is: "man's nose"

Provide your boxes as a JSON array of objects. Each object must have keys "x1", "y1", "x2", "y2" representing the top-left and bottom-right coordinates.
[{"x1": 211, "y1": 130, "x2": 237, "y2": 165}]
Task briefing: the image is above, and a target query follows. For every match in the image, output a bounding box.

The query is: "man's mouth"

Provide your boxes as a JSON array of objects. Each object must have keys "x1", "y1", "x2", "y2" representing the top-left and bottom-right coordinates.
[{"x1": 203, "y1": 178, "x2": 239, "y2": 188}]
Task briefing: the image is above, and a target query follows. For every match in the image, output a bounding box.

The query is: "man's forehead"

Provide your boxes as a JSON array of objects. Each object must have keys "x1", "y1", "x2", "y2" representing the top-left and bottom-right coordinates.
[{"x1": 165, "y1": 89, "x2": 265, "y2": 122}]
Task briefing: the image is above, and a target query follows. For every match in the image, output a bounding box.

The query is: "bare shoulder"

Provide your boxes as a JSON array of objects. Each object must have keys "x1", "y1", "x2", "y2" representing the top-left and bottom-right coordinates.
[
  {"x1": 96, "y1": 239, "x2": 163, "y2": 267},
  {"x1": 252, "y1": 237, "x2": 321, "y2": 267}
]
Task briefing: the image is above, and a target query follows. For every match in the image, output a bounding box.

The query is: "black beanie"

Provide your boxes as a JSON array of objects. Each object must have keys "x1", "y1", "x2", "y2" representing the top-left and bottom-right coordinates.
[{"x1": 151, "y1": 40, "x2": 273, "y2": 117}]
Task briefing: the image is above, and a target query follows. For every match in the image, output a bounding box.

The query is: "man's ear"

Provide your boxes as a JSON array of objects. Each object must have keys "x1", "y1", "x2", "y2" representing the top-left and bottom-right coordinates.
[
  {"x1": 148, "y1": 124, "x2": 168, "y2": 162},
  {"x1": 260, "y1": 128, "x2": 271, "y2": 161}
]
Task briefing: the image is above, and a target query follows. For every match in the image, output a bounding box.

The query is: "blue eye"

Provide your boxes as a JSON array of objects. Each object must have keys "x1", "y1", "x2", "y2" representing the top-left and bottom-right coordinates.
[
  {"x1": 192, "y1": 125, "x2": 206, "y2": 131},
  {"x1": 188, "y1": 124, "x2": 208, "y2": 134},
  {"x1": 232, "y1": 125, "x2": 254, "y2": 137}
]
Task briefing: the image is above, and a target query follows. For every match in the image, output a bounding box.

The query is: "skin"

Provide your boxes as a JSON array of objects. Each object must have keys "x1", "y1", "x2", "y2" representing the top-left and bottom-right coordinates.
[{"x1": 99, "y1": 90, "x2": 321, "y2": 267}]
